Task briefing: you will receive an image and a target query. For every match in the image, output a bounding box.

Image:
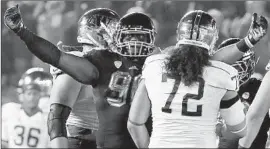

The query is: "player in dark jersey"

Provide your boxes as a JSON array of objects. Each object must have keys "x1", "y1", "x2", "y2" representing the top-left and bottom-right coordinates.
[
  {"x1": 48, "y1": 8, "x2": 119, "y2": 149},
  {"x1": 217, "y1": 38, "x2": 270, "y2": 149},
  {"x1": 4, "y1": 5, "x2": 156, "y2": 148}
]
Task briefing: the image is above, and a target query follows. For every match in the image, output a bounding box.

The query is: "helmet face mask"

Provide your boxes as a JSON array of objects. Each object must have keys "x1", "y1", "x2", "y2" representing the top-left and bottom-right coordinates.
[
  {"x1": 232, "y1": 50, "x2": 256, "y2": 86},
  {"x1": 115, "y1": 13, "x2": 156, "y2": 57},
  {"x1": 176, "y1": 10, "x2": 218, "y2": 54}
]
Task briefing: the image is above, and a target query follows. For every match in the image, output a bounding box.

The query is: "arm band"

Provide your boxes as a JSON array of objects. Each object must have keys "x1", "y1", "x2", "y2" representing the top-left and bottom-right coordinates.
[
  {"x1": 220, "y1": 95, "x2": 239, "y2": 109},
  {"x1": 128, "y1": 119, "x2": 145, "y2": 126},
  {"x1": 236, "y1": 37, "x2": 253, "y2": 53},
  {"x1": 16, "y1": 25, "x2": 61, "y2": 67},
  {"x1": 47, "y1": 103, "x2": 71, "y2": 140}
]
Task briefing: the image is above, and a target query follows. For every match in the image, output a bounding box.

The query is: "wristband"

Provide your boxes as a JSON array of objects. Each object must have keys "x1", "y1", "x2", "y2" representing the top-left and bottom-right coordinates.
[{"x1": 236, "y1": 37, "x2": 253, "y2": 53}]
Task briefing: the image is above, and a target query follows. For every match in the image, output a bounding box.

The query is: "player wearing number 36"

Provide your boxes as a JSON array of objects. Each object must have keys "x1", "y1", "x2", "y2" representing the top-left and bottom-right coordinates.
[
  {"x1": 1, "y1": 68, "x2": 52, "y2": 148},
  {"x1": 128, "y1": 10, "x2": 247, "y2": 148}
]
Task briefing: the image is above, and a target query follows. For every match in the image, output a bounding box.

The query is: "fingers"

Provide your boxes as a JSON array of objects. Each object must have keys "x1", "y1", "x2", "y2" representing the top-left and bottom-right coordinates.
[{"x1": 259, "y1": 16, "x2": 268, "y2": 30}]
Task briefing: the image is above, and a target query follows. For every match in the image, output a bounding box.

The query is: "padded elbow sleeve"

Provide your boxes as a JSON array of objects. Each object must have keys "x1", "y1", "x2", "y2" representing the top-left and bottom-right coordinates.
[{"x1": 47, "y1": 103, "x2": 71, "y2": 140}]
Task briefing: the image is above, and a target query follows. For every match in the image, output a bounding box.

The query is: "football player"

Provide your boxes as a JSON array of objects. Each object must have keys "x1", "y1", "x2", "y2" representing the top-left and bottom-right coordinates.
[
  {"x1": 48, "y1": 8, "x2": 116, "y2": 149},
  {"x1": 4, "y1": 5, "x2": 156, "y2": 148},
  {"x1": 216, "y1": 38, "x2": 270, "y2": 149},
  {"x1": 3, "y1": 5, "x2": 267, "y2": 148},
  {"x1": 238, "y1": 60, "x2": 270, "y2": 149},
  {"x1": 128, "y1": 10, "x2": 246, "y2": 148},
  {"x1": 1, "y1": 68, "x2": 53, "y2": 148}
]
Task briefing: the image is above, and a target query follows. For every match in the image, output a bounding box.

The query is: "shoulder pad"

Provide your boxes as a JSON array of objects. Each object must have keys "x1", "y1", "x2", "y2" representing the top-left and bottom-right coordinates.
[
  {"x1": 203, "y1": 60, "x2": 239, "y2": 91},
  {"x1": 2, "y1": 102, "x2": 20, "y2": 119},
  {"x1": 162, "y1": 45, "x2": 176, "y2": 54},
  {"x1": 144, "y1": 53, "x2": 168, "y2": 66},
  {"x1": 50, "y1": 51, "x2": 84, "y2": 77},
  {"x1": 142, "y1": 53, "x2": 167, "y2": 79}
]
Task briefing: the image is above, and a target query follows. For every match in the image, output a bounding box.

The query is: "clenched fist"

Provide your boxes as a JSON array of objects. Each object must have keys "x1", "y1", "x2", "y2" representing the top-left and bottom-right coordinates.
[{"x1": 4, "y1": 4, "x2": 24, "y2": 33}]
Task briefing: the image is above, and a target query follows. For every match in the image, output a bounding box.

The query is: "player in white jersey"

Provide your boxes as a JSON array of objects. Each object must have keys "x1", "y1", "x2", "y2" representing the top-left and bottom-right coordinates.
[
  {"x1": 1, "y1": 68, "x2": 52, "y2": 148},
  {"x1": 238, "y1": 60, "x2": 270, "y2": 149},
  {"x1": 128, "y1": 10, "x2": 247, "y2": 148}
]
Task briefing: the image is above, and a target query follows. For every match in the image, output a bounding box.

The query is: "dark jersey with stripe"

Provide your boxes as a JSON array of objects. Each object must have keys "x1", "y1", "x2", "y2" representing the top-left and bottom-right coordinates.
[
  {"x1": 85, "y1": 50, "x2": 145, "y2": 148},
  {"x1": 238, "y1": 78, "x2": 270, "y2": 149}
]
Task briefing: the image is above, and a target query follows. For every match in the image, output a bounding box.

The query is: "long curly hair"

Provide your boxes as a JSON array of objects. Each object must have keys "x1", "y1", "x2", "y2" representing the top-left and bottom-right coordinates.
[{"x1": 165, "y1": 44, "x2": 210, "y2": 86}]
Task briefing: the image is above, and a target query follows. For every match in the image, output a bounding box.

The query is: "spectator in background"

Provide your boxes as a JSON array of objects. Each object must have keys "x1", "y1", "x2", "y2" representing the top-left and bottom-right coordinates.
[
  {"x1": 220, "y1": 2, "x2": 238, "y2": 38},
  {"x1": 33, "y1": 1, "x2": 80, "y2": 72},
  {"x1": 4, "y1": 1, "x2": 44, "y2": 86},
  {"x1": 208, "y1": 9, "x2": 225, "y2": 46},
  {"x1": 235, "y1": 1, "x2": 270, "y2": 75}
]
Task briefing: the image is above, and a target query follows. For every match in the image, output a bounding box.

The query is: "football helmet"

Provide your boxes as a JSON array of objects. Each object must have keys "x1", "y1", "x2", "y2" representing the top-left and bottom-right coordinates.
[
  {"x1": 115, "y1": 12, "x2": 156, "y2": 57},
  {"x1": 176, "y1": 10, "x2": 218, "y2": 54},
  {"x1": 77, "y1": 8, "x2": 120, "y2": 47},
  {"x1": 218, "y1": 38, "x2": 256, "y2": 86},
  {"x1": 17, "y1": 68, "x2": 53, "y2": 96}
]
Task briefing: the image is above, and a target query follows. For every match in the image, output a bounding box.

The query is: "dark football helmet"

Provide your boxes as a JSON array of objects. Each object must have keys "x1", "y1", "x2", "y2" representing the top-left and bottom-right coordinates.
[
  {"x1": 115, "y1": 12, "x2": 156, "y2": 57},
  {"x1": 176, "y1": 10, "x2": 218, "y2": 54},
  {"x1": 17, "y1": 68, "x2": 53, "y2": 96},
  {"x1": 218, "y1": 38, "x2": 256, "y2": 86},
  {"x1": 77, "y1": 8, "x2": 120, "y2": 47}
]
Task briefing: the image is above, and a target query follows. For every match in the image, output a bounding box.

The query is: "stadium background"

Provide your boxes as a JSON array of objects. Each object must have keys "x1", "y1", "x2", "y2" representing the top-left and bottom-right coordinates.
[{"x1": 1, "y1": 1, "x2": 270, "y2": 105}]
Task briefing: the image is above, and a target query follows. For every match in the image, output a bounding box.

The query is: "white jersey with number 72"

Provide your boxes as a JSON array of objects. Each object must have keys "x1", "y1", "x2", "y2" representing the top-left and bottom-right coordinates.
[{"x1": 142, "y1": 54, "x2": 239, "y2": 148}]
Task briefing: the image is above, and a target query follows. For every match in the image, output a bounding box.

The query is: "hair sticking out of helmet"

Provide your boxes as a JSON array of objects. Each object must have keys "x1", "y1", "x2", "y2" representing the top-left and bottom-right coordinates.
[
  {"x1": 77, "y1": 8, "x2": 120, "y2": 47},
  {"x1": 165, "y1": 44, "x2": 210, "y2": 86},
  {"x1": 17, "y1": 68, "x2": 53, "y2": 96},
  {"x1": 176, "y1": 10, "x2": 218, "y2": 54},
  {"x1": 218, "y1": 38, "x2": 256, "y2": 86},
  {"x1": 115, "y1": 12, "x2": 156, "y2": 57}
]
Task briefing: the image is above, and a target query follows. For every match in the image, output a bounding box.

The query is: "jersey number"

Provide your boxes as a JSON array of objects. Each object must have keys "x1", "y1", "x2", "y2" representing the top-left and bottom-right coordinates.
[
  {"x1": 106, "y1": 71, "x2": 141, "y2": 107},
  {"x1": 161, "y1": 74, "x2": 205, "y2": 116},
  {"x1": 14, "y1": 125, "x2": 40, "y2": 147}
]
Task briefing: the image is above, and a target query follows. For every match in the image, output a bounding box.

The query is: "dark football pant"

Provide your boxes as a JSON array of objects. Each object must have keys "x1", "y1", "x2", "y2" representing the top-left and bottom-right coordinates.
[{"x1": 67, "y1": 125, "x2": 97, "y2": 149}]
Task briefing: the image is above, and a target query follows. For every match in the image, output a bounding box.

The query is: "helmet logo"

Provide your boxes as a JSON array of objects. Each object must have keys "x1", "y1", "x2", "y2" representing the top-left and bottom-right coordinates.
[
  {"x1": 114, "y1": 60, "x2": 122, "y2": 69},
  {"x1": 242, "y1": 92, "x2": 250, "y2": 100}
]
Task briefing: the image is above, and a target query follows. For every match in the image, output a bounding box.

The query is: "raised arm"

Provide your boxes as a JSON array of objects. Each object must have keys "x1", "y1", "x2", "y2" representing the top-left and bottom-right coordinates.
[
  {"x1": 4, "y1": 5, "x2": 99, "y2": 85},
  {"x1": 212, "y1": 13, "x2": 268, "y2": 64}
]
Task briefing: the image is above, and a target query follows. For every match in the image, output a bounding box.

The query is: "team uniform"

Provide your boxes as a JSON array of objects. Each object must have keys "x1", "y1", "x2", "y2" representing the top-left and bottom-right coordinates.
[
  {"x1": 50, "y1": 50, "x2": 99, "y2": 148},
  {"x1": 2, "y1": 102, "x2": 50, "y2": 148},
  {"x1": 141, "y1": 54, "x2": 239, "y2": 148},
  {"x1": 85, "y1": 50, "x2": 145, "y2": 148}
]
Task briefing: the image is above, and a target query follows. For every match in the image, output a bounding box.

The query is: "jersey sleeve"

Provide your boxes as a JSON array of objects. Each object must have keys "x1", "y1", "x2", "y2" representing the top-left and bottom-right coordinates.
[
  {"x1": 203, "y1": 60, "x2": 239, "y2": 91},
  {"x1": 50, "y1": 51, "x2": 84, "y2": 79}
]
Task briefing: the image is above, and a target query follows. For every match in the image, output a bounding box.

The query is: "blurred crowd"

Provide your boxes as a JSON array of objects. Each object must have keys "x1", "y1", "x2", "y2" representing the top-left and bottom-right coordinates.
[{"x1": 2, "y1": 1, "x2": 270, "y2": 105}]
